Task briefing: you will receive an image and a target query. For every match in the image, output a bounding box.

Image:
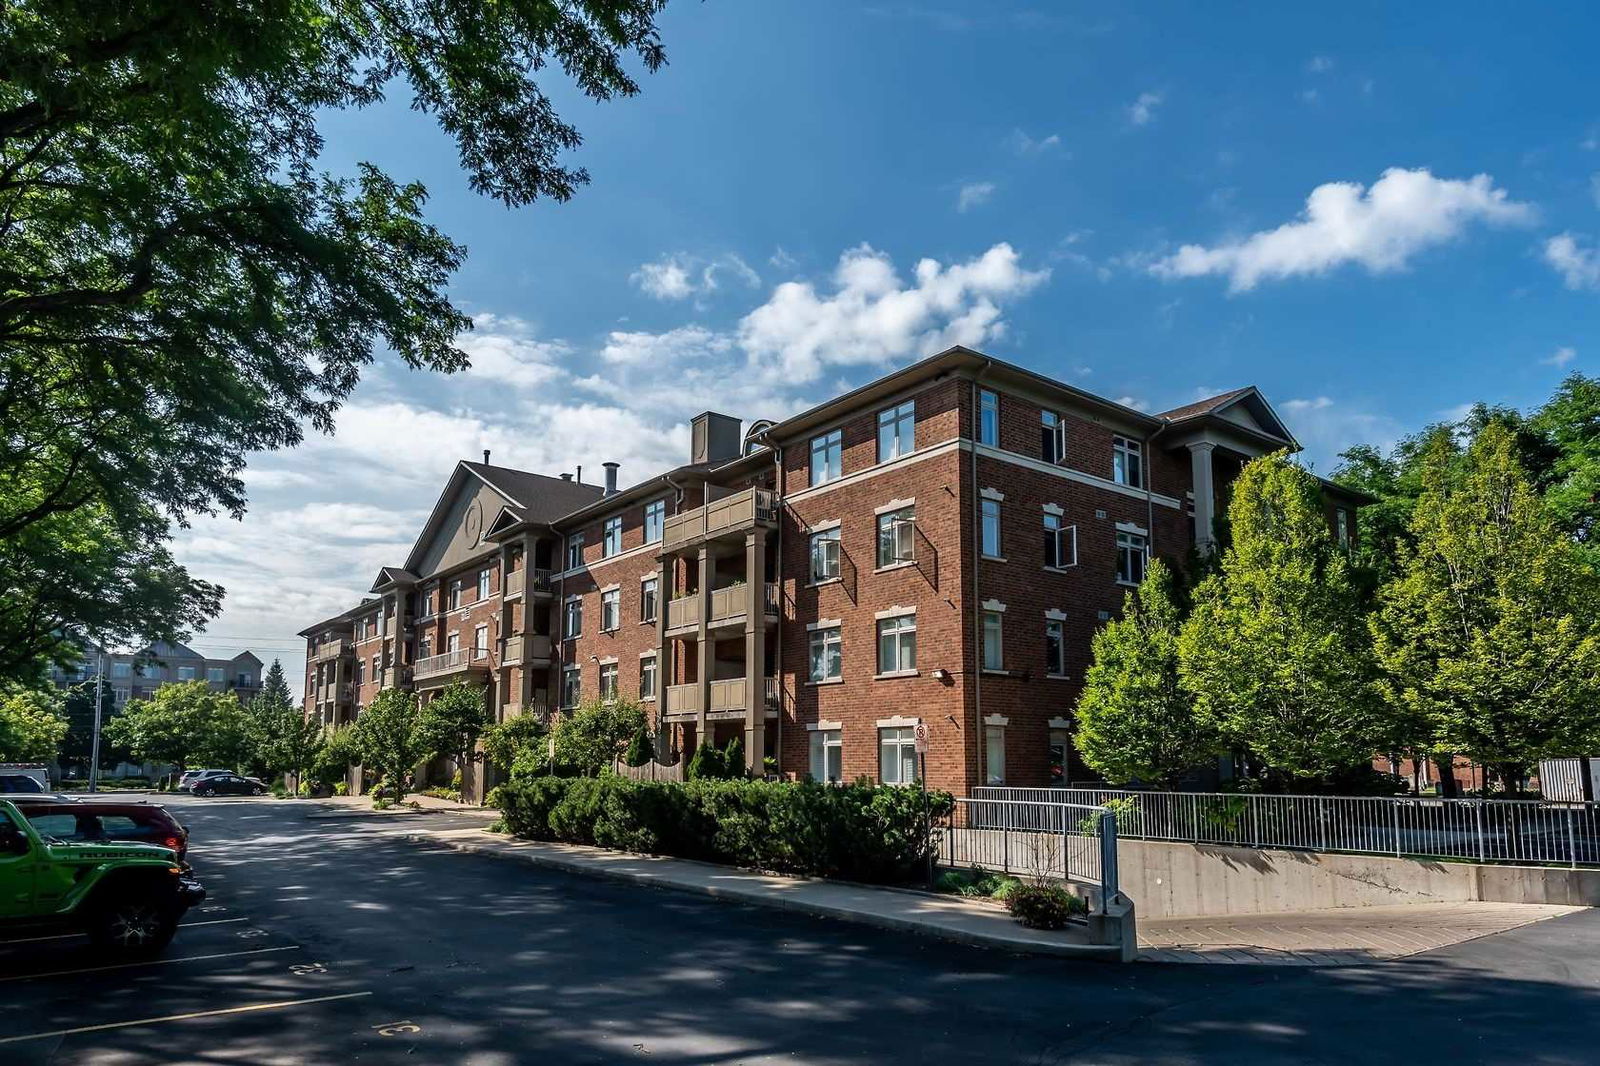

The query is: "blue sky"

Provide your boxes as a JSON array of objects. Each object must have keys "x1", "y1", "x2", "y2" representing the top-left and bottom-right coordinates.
[{"x1": 173, "y1": 1, "x2": 1600, "y2": 691}]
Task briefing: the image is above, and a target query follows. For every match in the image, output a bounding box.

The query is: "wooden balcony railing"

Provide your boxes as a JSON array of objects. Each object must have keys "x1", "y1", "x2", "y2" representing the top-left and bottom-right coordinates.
[
  {"x1": 661, "y1": 488, "x2": 777, "y2": 554},
  {"x1": 497, "y1": 633, "x2": 553, "y2": 666},
  {"x1": 664, "y1": 582, "x2": 780, "y2": 632},
  {"x1": 313, "y1": 638, "x2": 352, "y2": 662},
  {"x1": 663, "y1": 676, "x2": 779, "y2": 716}
]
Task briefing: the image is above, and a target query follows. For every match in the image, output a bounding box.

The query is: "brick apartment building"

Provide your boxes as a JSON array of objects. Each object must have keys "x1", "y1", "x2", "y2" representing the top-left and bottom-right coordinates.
[{"x1": 299, "y1": 345, "x2": 1362, "y2": 797}]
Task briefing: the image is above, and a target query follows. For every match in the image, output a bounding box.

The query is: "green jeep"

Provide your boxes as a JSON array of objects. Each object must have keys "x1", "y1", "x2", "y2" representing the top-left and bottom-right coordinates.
[{"x1": 0, "y1": 799, "x2": 206, "y2": 953}]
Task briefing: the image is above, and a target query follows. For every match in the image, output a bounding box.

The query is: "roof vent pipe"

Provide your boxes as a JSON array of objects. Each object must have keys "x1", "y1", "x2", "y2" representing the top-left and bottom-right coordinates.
[
  {"x1": 482, "y1": 449, "x2": 491, "y2": 465},
  {"x1": 576, "y1": 465, "x2": 582, "y2": 484},
  {"x1": 560, "y1": 473, "x2": 572, "y2": 481},
  {"x1": 602, "y1": 462, "x2": 619, "y2": 496}
]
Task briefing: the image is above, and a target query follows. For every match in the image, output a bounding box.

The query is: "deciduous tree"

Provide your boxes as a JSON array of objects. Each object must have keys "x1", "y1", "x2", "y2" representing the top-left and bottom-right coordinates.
[
  {"x1": 416, "y1": 681, "x2": 491, "y2": 799},
  {"x1": 352, "y1": 689, "x2": 425, "y2": 803},
  {"x1": 1180, "y1": 453, "x2": 1389, "y2": 782},
  {"x1": 104, "y1": 680, "x2": 249, "y2": 772},
  {"x1": 1075, "y1": 560, "x2": 1219, "y2": 788},
  {"x1": 551, "y1": 698, "x2": 645, "y2": 777},
  {"x1": 0, "y1": 686, "x2": 67, "y2": 763},
  {"x1": 1372, "y1": 423, "x2": 1600, "y2": 788}
]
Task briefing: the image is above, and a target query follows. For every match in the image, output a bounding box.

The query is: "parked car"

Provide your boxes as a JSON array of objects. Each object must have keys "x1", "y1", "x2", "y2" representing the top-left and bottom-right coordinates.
[
  {"x1": 0, "y1": 773, "x2": 47, "y2": 794},
  {"x1": 15, "y1": 801, "x2": 191, "y2": 862},
  {"x1": 0, "y1": 799, "x2": 205, "y2": 953},
  {"x1": 191, "y1": 774, "x2": 268, "y2": 797},
  {"x1": 0, "y1": 764, "x2": 50, "y2": 791},
  {"x1": 176, "y1": 769, "x2": 234, "y2": 793}
]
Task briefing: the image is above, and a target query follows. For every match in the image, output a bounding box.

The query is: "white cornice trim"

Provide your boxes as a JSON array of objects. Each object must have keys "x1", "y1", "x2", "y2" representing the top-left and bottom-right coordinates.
[
  {"x1": 784, "y1": 438, "x2": 962, "y2": 504},
  {"x1": 970, "y1": 442, "x2": 1183, "y2": 509},
  {"x1": 552, "y1": 536, "x2": 660, "y2": 581}
]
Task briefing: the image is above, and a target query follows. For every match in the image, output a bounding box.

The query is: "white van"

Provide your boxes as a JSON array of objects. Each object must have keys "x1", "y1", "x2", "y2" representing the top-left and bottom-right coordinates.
[{"x1": 0, "y1": 764, "x2": 51, "y2": 792}]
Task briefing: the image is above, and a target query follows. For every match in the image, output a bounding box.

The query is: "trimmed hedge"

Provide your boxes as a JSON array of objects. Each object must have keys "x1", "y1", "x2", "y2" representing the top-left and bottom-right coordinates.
[{"x1": 496, "y1": 776, "x2": 953, "y2": 884}]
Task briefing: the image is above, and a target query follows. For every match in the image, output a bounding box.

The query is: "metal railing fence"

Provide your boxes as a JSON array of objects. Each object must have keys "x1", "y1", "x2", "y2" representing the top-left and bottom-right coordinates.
[
  {"x1": 938, "y1": 797, "x2": 1119, "y2": 905},
  {"x1": 972, "y1": 787, "x2": 1600, "y2": 868}
]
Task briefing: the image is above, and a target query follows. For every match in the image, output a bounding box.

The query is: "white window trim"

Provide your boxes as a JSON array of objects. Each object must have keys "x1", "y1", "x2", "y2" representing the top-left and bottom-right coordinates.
[
  {"x1": 876, "y1": 715, "x2": 921, "y2": 728},
  {"x1": 874, "y1": 496, "x2": 916, "y2": 516},
  {"x1": 983, "y1": 714, "x2": 1010, "y2": 727},
  {"x1": 809, "y1": 720, "x2": 844, "y2": 732},
  {"x1": 873, "y1": 669, "x2": 920, "y2": 680},
  {"x1": 874, "y1": 604, "x2": 917, "y2": 620},
  {"x1": 981, "y1": 599, "x2": 1007, "y2": 613},
  {"x1": 1115, "y1": 521, "x2": 1149, "y2": 535},
  {"x1": 807, "y1": 518, "x2": 841, "y2": 534},
  {"x1": 1048, "y1": 717, "x2": 1072, "y2": 730},
  {"x1": 1044, "y1": 607, "x2": 1067, "y2": 621},
  {"x1": 980, "y1": 486, "x2": 1005, "y2": 501},
  {"x1": 806, "y1": 618, "x2": 844, "y2": 631}
]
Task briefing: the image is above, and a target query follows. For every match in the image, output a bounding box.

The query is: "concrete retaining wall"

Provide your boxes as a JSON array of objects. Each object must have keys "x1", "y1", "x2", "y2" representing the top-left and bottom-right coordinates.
[{"x1": 1120, "y1": 839, "x2": 1600, "y2": 918}]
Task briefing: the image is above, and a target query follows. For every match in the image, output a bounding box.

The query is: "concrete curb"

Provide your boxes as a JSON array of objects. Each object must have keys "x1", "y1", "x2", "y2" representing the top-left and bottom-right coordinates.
[{"x1": 407, "y1": 831, "x2": 1123, "y2": 962}]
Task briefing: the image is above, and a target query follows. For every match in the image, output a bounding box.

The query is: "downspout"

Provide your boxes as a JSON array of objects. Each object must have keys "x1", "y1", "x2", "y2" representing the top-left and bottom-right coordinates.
[{"x1": 970, "y1": 360, "x2": 993, "y2": 796}]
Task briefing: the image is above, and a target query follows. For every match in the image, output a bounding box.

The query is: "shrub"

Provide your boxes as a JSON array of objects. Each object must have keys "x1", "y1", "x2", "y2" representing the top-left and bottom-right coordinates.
[
  {"x1": 685, "y1": 741, "x2": 724, "y2": 780},
  {"x1": 1004, "y1": 883, "x2": 1085, "y2": 929},
  {"x1": 496, "y1": 776, "x2": 952, "y2": 885},
  {"x1": 623, "y1": 724, "x2": 654, "y2": 768}
]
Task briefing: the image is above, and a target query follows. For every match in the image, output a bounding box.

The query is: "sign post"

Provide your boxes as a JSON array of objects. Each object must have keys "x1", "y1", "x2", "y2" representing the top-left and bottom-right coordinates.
[{"x1": 914, "y1": 722, "x2": 931, "y2": 887}]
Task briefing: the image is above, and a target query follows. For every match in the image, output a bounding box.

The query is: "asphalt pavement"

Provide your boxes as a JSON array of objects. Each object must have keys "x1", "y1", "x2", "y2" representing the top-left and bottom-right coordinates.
[{"x1": 3, "y1": 795, "x2": 1597, "y2": 1064}]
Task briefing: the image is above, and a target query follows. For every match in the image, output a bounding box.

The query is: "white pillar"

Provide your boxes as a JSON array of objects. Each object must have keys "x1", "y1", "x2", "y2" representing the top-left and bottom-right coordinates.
[{"x1": 1189, "y1": 442, "x2": 1217, "y2": 554}]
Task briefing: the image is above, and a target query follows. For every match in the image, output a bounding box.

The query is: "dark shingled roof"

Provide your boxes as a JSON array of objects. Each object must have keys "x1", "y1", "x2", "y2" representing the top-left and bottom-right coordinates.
[
  {"x1": 1156, "y1": 387, "x2": 1257, "y2": 424},
  {"x1": 461, "y1": 462, "x2": 604, "y2": 523}
]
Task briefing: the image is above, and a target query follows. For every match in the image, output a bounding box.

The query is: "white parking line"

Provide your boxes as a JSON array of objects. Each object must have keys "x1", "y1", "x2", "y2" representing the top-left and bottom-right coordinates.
[
  {"x1": 0, "y1": 944, "x2": 299, "y2": 982},
  {"x1": 0, "y1": 917, "x2": 247, "y2": 947},
  {"x1": 0, "y1": 991, "x2": 374, "y2": 1044}
]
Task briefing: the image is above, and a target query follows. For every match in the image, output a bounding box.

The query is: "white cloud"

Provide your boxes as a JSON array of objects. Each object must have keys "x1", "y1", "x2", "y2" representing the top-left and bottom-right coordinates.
[
  {"x1": 1275, "y1": 396, "x2": 1402, "y2": 470},
  {"x1": 1152, "y1": 167, "x2": 1534, "y2": 292},
  {"x1": 737, "y1": 242, "x2": 1050, "y2": 383},
  {"x1": 1114, "y1": 396, "x2": 1150, "y2": 411},
  {"x1": 957, "y1": 181, "x2": 996, "y2": 212},
  {"x1": 1544, "y1": 346, "x2": 1577, "y2": 368},
  {"x1": 458, "y1": 313, "x2": 569, "y2": 389},
  {"x1": 1590, "y1": 173, "x2": 1600, "y2": 208},
  {"x1": 1006, "y1": 130, "x2": 1062, "y2": 156},
  {"x1": 600, "y1": 326, "x2": 731, "y2": 366},
  {"x1": 631, "y1": 253, "x2": 761, "y2": 301},
  {"x1": 1306, "y1": 55, "x2": 1335, "y2": 73},
  {"x1": 1546, "y1": 233, "x2": 1600, "y2": 289},
  {"x1": 1283, "y1": 396, "x2": 1334, "y2": 412},
  {"x1": 1128, "y1": 92, "x2": 1163, "y2": 126}
]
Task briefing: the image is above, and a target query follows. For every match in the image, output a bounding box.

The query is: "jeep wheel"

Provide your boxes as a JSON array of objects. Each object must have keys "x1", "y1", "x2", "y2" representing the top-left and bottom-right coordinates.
[{"x1": 89, "y1": 894, "x2": 179, "y2": 955}]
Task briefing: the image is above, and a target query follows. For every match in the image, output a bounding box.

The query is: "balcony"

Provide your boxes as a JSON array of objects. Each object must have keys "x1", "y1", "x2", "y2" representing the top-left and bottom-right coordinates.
[
  {"x1": 503, "y1": 568, "x2": 555, "y2": 599},
  {"x1": 412, "y1": 648, "x2": 491, "y2": 688},
  {"x1": 663, "y1": 676, "x2": 779, "y2": 718},
  {"x1": 497, "y1": 633, "x2": 553, "y2": 668},
  {"x1": 313, "y1": 638, "x2": 353, "y2": 662},
  {"x1": 379, "y1": 665, "x2": 412, "y2": 690},
  {"x1": 664, "y1": 582, "x2": 780, "y2": 635},
  {"x1": 661, "y1": 488, "x2": 777, "y2": 555}
]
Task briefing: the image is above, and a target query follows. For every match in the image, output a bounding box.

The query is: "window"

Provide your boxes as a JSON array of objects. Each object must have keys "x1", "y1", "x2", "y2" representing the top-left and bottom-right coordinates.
[
  {"x1": 566, "y1": 534, "x2": 584, "y2": 571},
  {"x1": 449, "y1": 580, "x2": 463, "y2": 610},
  {"x1": 599, "y1": 662, "x2": 618, "y2": 701},
  {"x1": 1044, "y1": 512, "x2": 1077, "y2": 568},
  {"x1": 1048, "y1": 728, "x2": 1069, "y2": 785},
  {"x1": 601, "y1": 588, "x2": 620, "y2": 632},
  {"x1": 877, "y1": 615, "x2": 916, "y2": 674},
  {"x1": 178, "y1": 666, "x2": 196, "y2": 681},
  {"x1": 985, "y1": 725, "x2": 1006, "y2": 785},
  {"x1": 1336, "y1": 508, "x2": 1351, "y2": 547},
  {"x1": 562, "y1": 666, "x2": 581, "y2": 708},
  {"x1": 982, "y1": 610, "x2": 1004, "y2": 671},
  {"x1": 418, "y1": 636, "x2": 431, "y2": 659},
  {"x1": 446, "y1": 632, "x2": 460, "y2": 656},
  {"x1": 354, "y1": 659, "x2": 366, "y2": 686},
  {"x1": 808, "y1": 625, "x2": 843, "y2": 682},
  {"x1": 1041, "y1": 410, "x2": 1067, "y2": 465},
  {"x1": 644, "y1": 499, "x2": 666, "y2": 543},
  {"x1": 640, "y1": 655, "x2": 657, "y2": 700},
  {"x1": 602, "y1": 516, "x2": 622, "y2": 557},
  {"x1": 879, "y1": 726, "x2": 918, "y2": 785},
  {"x1": 1044, "y1": 619, "x2": 1068, "y2": 676},
  {"x1": 980, "y1": 498, "x2": 1002, "y2": 558},
  {"x1": 809, "y1": 527, "x2": 841, "y2": 583},
  {"x1": 876, "y1": 507, "x2": 915, "y2": 568},
  {"x1": 979, "y1": 388, "x2": 999, "y2": 446},
  {"x1": 810, "y1": 429, "x2": 842, "y2": 486},
  {"x1": 877, "y1": 400, "x2": 915, "y2": 462},
  {"x1": 207, "y1": 667, "x2": 223, "y2": 683},
  {"x1": 477, "y1": 568, "x2": 492, "y2": 602},
  {"x1": 809, "y1": 729, "x2": 843, "y2": 783},
  {"x1": 564, "y1": 596, "x2": 583, "y2": 639},
  {"x1": 1116, "y1": 530, "x2": 1148, "y2": 585},
  {"x1": 1113, "y1": 436, "x2": 1143, "y2": 488},
  {"x1": 111, "y1": 662, "x2": 131, "y2": 679},
  {"x1": 641, "y1": 578, "x2": 658, "y2": 623},
  {"x1": 473, "y1": 625, "x2": 489, "y2": 660},
  {"x1": 419, "y1": 590, "x2": 433, "y2": 618}
]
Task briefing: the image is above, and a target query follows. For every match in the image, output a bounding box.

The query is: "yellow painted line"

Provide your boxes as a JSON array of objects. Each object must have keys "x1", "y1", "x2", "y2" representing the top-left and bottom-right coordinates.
[
  {"x1": 0, "y1": 916, "x2": 245, "y2": 947},
  {"x1": 0, "y1": 991, "x2": 374, "y2": 1044},
  {"x1": 0, "y1": 944, "x2": 299, "y2": 982}
]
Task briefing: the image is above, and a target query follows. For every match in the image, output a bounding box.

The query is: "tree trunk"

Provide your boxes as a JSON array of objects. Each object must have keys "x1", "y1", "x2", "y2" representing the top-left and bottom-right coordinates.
[{"x1": 1433, "y1": 755, "x2": 1459, "y2": 798}]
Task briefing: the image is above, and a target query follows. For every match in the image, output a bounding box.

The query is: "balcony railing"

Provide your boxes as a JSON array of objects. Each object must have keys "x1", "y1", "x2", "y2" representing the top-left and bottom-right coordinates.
[
  {"x1": 664, "y1": 676, "x2": 779, "y2": 716},
  {"x1": 664, "y1": 582, "x2": 781, "y2": 632},
  {"x1": 504, "y1": 568, "x2": 525, "y2": 598},
  {"x1": 661, "y1": 488, "x2": 777, "y2": 554},
  {"x1": 413, "y1": 648, "x2": 490, "y2": 681},
  {"x1": 313, "y1": 638, "x2": 353, "y2": 662},
  {"x1": 497, "y1": 633, "x2": 553, "y2": 667}
]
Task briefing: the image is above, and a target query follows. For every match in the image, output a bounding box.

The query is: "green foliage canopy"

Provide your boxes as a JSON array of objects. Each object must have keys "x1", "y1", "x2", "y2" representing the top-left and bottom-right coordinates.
[
  {"x1": 104, "y1": 680, "x2": 249, "y2": 771},
  {"x1": 0, "y1": 686, "x2": 68, "y2": 762},
  {"x1": 351, "y1": 688, "x2": 426, "y2": 801},
  {"x1": 550, "y1": 697, "x2": 646, "y2": 776}
]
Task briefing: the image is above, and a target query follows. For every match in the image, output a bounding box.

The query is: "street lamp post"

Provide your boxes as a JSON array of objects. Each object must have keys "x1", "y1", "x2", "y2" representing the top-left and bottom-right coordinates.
[{"x1": 89, "y1": 651, "x2": 105, "y2": 793}]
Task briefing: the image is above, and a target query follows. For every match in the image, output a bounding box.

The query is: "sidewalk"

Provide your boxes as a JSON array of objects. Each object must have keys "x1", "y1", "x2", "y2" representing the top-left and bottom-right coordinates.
[{"x1": 399, "y1": 823, "x2": 1126, "y2": 962}]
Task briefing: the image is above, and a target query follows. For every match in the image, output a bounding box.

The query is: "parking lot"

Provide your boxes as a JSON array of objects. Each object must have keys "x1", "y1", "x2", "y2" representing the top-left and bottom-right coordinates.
[{"x1": 4, "y1": 794, "x2": 1600, "y2": 1064}]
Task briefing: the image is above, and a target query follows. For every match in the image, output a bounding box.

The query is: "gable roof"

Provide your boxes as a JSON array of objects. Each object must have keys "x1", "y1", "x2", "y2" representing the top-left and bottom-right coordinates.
[
  {"x1": 1156, "y1": 387, "x2": 1257, "y2": 423},
  {"x1": 400, "y1": 461, "x2": 604, "y2": 575},
  {"x1": 368, "y1": 565, "x2": 420, "y2": 593},
  {"x1": 1156, "y1": 385, "x2": 1298, "y2": 449}
]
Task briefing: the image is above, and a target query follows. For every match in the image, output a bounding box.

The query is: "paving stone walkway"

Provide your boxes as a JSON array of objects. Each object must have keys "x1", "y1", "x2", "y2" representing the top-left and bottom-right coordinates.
[{"x1": 1137, "y1": 901, "x2": 1584, "y2": 964}]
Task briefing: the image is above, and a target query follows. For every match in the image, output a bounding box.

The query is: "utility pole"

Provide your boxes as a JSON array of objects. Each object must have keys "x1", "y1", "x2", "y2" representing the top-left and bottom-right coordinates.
[{"x1": 89, "y1": 650, "x2": 105, "y2": 793}]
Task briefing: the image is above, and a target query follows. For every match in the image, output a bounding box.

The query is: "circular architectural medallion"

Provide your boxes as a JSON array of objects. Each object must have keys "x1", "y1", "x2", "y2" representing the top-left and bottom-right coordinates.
[{"x1": 463, "y1": 499, "x2": 484, "y2": 546}]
